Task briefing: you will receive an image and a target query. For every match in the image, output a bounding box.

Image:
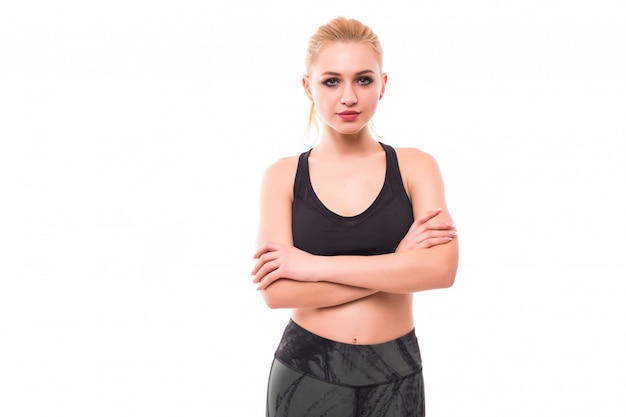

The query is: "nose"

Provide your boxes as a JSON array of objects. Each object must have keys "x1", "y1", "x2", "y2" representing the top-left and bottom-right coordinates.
[{"x1": 341, "y1": 85, "x2": 358, "y2": 106}]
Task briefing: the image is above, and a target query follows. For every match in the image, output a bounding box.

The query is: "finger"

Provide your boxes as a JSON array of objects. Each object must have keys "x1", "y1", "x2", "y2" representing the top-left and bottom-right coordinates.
[
  {"x1": 257, "y1": 269, "x2": 280, "y2": 290},
  {"x1": 403, "y1": 225, "x2": 454, "y2": 245},
  {"x1": 416, "y1": 208, "x2": 442, "y2": 226},
  {"x1": 252, "y1": 242, "x2": 281, "y2": 259},
  {"x1": 252, "y1": 257, "x2": 278, "y2": 283},
  {"x1": 423, "y1": 221, "x2": 456, "y2": 232},
  {"x1": 416, "y1": 228, "x2": 453, "y2": 238},
  {"x1": 251, "y1": 251, "x2": 279, "y2": 276},
  {"x1": 252, "y1": 259, "x2": 280, "y2": 284},
  {"x1": 403, "y1": 229, "x2": 457, "y2": 249},
  {"x1": 421, "y1": 236, "x2": 456, "y2": 249}
]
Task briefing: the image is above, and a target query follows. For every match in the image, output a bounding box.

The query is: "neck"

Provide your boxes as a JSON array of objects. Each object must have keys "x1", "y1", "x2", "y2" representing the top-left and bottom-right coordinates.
[{"x1": 316, "y1": 126, "x2": 380, "y2": 157}]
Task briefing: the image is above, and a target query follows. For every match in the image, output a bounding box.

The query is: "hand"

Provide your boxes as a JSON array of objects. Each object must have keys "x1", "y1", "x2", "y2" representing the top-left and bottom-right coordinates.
[
  {"x1": 252, "y1": 242, "x2": 318, "y2": 290},
  {"x1": 396, "y1": 208, "x2": 457, "y2": 252}
]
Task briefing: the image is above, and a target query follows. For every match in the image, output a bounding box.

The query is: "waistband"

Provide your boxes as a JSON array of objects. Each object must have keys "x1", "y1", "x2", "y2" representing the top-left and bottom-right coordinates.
[{"x1": 274, "y1": 319, "x2": 422, "y2": 387}]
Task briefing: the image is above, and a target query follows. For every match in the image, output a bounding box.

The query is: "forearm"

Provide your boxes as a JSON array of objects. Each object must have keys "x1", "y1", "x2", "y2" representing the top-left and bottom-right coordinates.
[
  {"x1": 260, "y1": 279, "x2": 378, "y2": 309},
  {"x1": 316, "y1": 243, "x2": 459, "y2": 294}
]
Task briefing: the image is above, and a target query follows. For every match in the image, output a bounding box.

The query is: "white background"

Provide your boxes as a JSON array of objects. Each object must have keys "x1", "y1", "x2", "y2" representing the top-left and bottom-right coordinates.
[{"x1": 1, "y1": 0, "x2": 625, "y2": 416}]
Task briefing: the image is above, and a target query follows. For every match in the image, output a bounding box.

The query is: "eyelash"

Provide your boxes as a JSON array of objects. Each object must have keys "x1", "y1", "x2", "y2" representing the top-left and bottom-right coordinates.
[{"x1": 322, "y1": 77, "x2": 374, "y2": 87}]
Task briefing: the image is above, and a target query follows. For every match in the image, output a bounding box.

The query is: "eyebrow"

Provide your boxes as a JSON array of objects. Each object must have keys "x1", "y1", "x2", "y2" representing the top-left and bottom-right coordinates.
[{"x1": 320, "y1": 70, "x2": 376, "y2": 77}]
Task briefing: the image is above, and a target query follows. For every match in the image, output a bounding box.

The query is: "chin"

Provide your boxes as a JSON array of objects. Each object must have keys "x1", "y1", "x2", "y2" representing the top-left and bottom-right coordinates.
[{"x1": 332, "y1": 123, "x2": 369, "y2": 136}]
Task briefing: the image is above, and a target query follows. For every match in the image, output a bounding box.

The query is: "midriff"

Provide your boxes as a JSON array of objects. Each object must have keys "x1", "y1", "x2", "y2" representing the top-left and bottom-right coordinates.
[{"x1": 291, "y1": 292, "x2": 414, "y2": 344}]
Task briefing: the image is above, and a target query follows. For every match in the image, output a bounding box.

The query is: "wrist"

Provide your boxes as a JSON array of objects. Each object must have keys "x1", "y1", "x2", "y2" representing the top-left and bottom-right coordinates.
[{"x1": 313, "y1": 254, "x2": 329, "y2": 282}]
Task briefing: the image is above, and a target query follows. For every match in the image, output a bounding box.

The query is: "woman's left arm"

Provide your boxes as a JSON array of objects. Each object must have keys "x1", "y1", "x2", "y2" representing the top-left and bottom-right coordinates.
[{"x1": 253, "y1": 148, "x2": 459, "y2": 294}]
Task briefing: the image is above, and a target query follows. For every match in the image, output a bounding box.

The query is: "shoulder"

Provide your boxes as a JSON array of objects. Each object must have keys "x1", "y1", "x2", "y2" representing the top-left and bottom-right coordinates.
[
  {"x1": 260, "y1": 155, "x2": 300, "y2": 196},
  {"x1": 392, "y1": 146, "x2": 447, "y2": 207},
  {"x1": 394, "y1": 146, "x2": 435, "y2": 160},
  {"x1": 262, "y1": 155, "x2": 299, "y2": 181},
  {"x1": 393, "y1": 147, "x2": 441, "y2": 178},
  {"x1": 256, "y1": 155, "x2": 301, "y2": 247}
]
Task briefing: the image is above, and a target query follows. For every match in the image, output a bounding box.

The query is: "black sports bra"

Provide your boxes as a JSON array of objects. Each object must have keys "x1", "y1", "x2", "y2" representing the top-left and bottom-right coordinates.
[{"x1": 292, "y1": 142, "x2": 414, "y2": 256}]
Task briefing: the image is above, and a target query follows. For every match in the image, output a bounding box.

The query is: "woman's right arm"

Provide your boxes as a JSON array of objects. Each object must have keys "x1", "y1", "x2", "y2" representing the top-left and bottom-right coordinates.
[{"x1": 254, "y1": 157, "x2": 377, "y2": 309}]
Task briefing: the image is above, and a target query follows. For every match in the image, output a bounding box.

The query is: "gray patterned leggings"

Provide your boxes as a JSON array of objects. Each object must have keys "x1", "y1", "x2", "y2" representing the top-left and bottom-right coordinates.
[{"x1": 266, "y1": 320, "x2": 425, "y2": 417}]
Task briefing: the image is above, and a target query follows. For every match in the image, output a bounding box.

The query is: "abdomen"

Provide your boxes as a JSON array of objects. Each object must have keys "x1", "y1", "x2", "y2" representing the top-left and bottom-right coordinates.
[{"x1": 291, "y1": 292, "x2": 414, "y2": 344}]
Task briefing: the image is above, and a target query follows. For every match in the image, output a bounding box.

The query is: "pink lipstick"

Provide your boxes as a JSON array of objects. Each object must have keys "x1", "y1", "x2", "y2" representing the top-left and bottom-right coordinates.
[{"x1": 337, "y1": 111, "x2": 360, "y2": 121}]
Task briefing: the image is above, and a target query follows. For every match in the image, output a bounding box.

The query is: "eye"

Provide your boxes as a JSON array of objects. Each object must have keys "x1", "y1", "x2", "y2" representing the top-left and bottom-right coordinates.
[
  {"x1": 356, "y1": 77, "x2": 374, "y2": 86},
  {"x1": 323, "y1": 78, "x2": 340, "y2": 87}
]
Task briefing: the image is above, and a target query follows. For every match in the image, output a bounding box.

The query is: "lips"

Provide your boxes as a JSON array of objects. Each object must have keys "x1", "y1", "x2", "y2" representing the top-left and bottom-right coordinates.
[{"x1": 337, "y1": 111, "x2": 361, "y2": 121}]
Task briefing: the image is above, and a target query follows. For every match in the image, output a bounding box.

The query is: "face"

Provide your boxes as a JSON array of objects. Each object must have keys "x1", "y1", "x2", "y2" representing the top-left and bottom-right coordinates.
[{"x1": 303, "y1": 42, "x2": 387, "y2": 136}]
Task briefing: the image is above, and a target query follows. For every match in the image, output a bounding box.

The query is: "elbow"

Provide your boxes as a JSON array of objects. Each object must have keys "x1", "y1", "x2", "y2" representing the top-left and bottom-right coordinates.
[
  {"x1": 260, "y1": 282, "x2": 293, "y2": 309},
  {"x1": 420, "y1": 252, "x2": 457, "y2": 291},
  {"x1": 261, "y1": 289, "x2": 285, "y2": 309},
  {"x1": 406, "y1": 247, "x2": 458, "y2": 291},
  {"x1": 419, "y1": 267, "x2": 454, "y2": 292},
  {"x1": 440, "y1": 268, "x2": 456, "y2": 288},
  {"x1": 439, "y1": 255, "x2": 458, "y2": 289},
  {"x1": 420, "y1": 266, "x2": 455, "y2": 291},
  {"x1": 404, "y1": 265, "x2": 456, "y2": 293},
  {"x1": 436, "y1": 244, "x2": 458, "y2": 289}
]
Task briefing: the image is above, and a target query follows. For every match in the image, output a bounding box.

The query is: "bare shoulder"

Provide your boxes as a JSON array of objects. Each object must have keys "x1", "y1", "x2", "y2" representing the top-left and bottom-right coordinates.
[
  {"x1": 260, "y1": 155, "x2": 300, "y2": 195},
  {"x1": 256, "y1": 155, "x2": 300, "y2": 247},
  {"x1": 263, "y1": 155, "x2": 299, "y2": 180},
  {"x1": 395, "y1": 146, "x2": 438, "y2": 163},
  {"x1": 393, "y1": 146, "x2": 449, "y2": 217},
  {"x1": 394, "y1": 147, "x2": 442, "y2": 182}
]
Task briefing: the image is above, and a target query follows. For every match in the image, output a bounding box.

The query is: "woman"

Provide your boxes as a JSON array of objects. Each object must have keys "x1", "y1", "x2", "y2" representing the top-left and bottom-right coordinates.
[{"x1": 252, "y1": 16, "x2": 458, "y2": 417}]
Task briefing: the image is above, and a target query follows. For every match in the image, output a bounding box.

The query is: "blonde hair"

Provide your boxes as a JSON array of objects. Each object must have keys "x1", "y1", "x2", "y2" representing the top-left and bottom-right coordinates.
[{"x1": 304, "y1": 17, "x2": 384, "y2": 140}]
